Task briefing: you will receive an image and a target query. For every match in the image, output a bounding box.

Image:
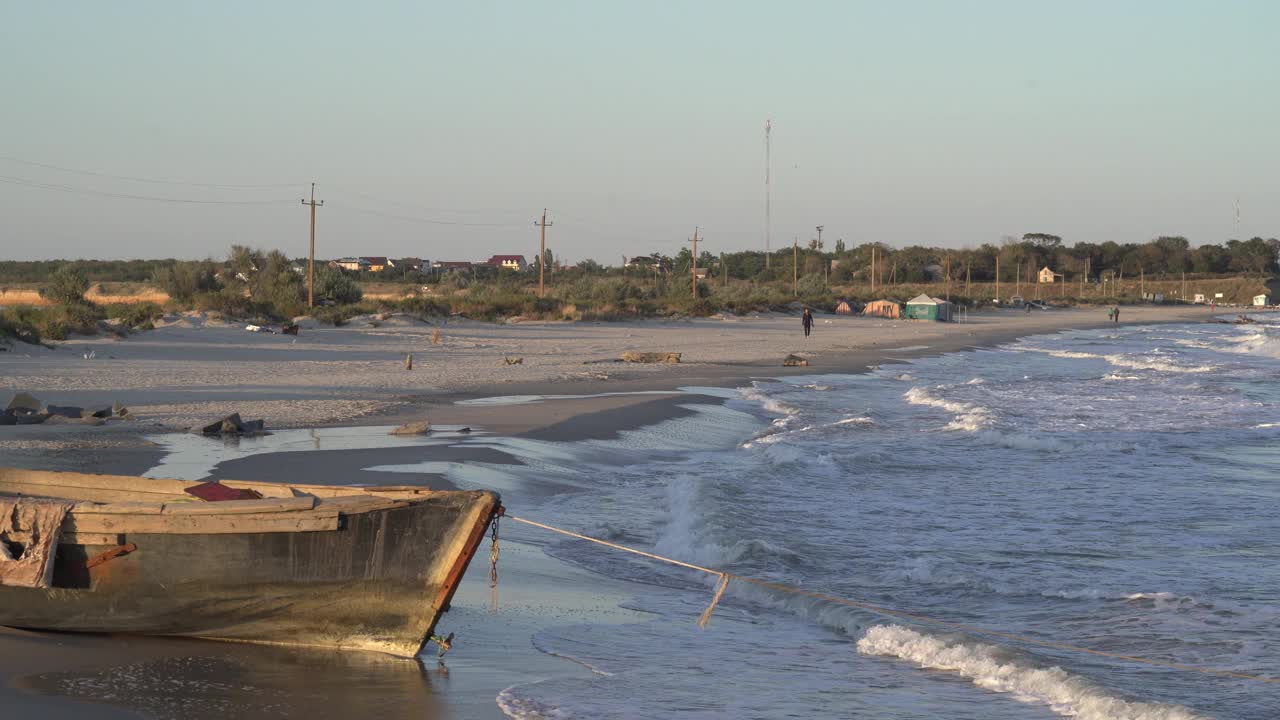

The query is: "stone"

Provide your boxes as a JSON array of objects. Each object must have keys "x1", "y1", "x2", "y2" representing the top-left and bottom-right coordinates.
[
  {"x1": 504, "y1": 356, "x2": 524, "y2": 365},
  {"x1": 391, "y1": 419, "x2": 431, "y2": 435},
  {"x1": 621, "y1": 352, "x2": 681, "y2": 364},
  {"x1": 88, "y1": 407, "x2": 113, "y2": 419},
  {"x1": 783, "y1": 354, "x2": 809, "y2": 367},
  {"x1": 198, "y1": 413, "x2": 266, "y2": 435}
]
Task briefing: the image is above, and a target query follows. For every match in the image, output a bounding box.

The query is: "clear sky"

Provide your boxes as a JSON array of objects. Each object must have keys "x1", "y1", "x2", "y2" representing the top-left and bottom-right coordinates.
[{"x1": 2, "y1": 1, "x2": 1276, "y2": 262}]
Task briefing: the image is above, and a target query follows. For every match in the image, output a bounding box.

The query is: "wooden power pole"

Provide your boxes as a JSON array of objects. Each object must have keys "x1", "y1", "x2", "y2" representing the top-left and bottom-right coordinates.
[
  {"x1": 301, "y1": 183, "x2": 324, "y2": 308},
  {"x1": 871, "y1": 245, "x2": 876, "y2": 293},
  {"x1": 535, "y1": 209, "x2": 553, "y2": 297},
  {"x1": 691, "y1": 228, "x2": 701, "y2": 298},
  {"x1": 995, "y1": 255, "x2": 1000, "y2": 303},
  {"x1": 793, "y1": 237, "x2": 799, "y2": 296}
]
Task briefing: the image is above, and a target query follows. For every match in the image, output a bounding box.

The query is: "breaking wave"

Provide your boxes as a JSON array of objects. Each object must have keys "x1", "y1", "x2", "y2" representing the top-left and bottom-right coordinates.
[
  {"x1": 497, "y1": 686, "x2": 565, "y2": 719},
  {"x1": 904, "y1": 387, "x2": 993, "y2": 431},
  {"x1": 1103, "y1": 354, "x2": 1217, "y2": 374},
  {"x1": 856, "y1": 625, "x2": 1211, "y2": 720}
]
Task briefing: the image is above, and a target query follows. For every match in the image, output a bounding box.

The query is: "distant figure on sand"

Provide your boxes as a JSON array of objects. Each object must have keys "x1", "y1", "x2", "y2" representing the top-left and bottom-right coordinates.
[
  {"x1": 1113, "y1": 306, "x2": 1120, "y2": 323},
  {"x1": 1107, "y1": 307, "x2": 1114, "y2": 322},
  {"x1": 802, "y1": 308, "x2": 813, "y2": 337}
]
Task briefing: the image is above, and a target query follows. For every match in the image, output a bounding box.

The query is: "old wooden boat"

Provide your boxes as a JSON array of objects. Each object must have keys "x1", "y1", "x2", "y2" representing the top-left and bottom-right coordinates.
[{"x1": 0, "y1": 467, "x2": 501, "y2": 657}]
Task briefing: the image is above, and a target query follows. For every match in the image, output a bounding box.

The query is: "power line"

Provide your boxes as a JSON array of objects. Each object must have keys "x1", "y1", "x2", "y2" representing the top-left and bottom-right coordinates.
[
  {"x1": 0, "y1": 175, "x2": 294, "y2": 205},
  {"x1": 323, "y1": 201, "x2": 527, "y2": 227},
  {"x1": 0, "y1": 155, "x2": 298, "y2": 189}
]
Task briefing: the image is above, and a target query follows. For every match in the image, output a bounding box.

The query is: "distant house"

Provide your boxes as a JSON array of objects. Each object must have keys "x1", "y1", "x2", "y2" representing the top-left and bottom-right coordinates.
[
  {"x1": 625, "y1": 255, "x2": 670, "y2": 273},
  {"x1": 1254, "y1": 294, "x2": 1269, "y2": 307},
  {"x1": 332, "y1": 257, "x2": 367, "y2": 272},
  {"x1": 433, "y1": 261, "x2": 473, "y2": 272},
  {"x1": 923, "y1": 264, "x2": 944, "y2": 281},
  {"x1": 1038, "y1": 266, "x2": 1063, "y2": 283},
  {"x1": 905, "y1": 294, "x2": 955, "y2": 322},
  {"x1": 863, "y1": 299, "x2": 903, "y2": 319},
  {"x1": 487, "y1": 255, "x2": 527, "y2": 271},
  {"x1": 1193, "y1": 293, "x2": 1207, "y2": 304},
  {"x1": 392, "y1": 258, "x2": 426, "y2": 272},
  {"x1": 360, "y1": 257, "x2": 389, "y2": 273},
  {"x1": 693, "y1": 267, "x2": 709, "y2": 280}
]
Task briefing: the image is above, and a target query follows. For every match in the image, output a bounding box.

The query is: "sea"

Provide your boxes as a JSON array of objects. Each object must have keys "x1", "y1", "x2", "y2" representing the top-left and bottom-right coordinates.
[{"x1": 386, "y1": 316, "x2": 1280, "y2": 720}]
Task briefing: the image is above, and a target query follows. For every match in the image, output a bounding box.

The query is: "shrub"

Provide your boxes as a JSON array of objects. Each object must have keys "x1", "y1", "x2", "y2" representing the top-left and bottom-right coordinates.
[
  {"x1": 151, "y1": 260, "x2": 220, "y2": 303},
  {"x1": 40, "y1": 265, "x2": 91, "y2": 305},
  {"x1": 105, "y1": 302, "x2": 164, "y2": 330},
  {"x1": 0, "y1": 307, "x2": 41, "y2": 345},
  {"x1": 313, "y1": 264, "x2": 363, "y2": 305}
]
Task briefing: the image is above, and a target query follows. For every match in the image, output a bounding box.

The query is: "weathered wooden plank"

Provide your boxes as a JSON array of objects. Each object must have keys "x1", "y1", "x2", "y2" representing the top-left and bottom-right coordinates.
[
  {"x1": 0, "y1": 468, "x2": 194, "y2": 495},
  {"x1": 60, "y1": 532, "x2": 125, "y2": 546},
  {"x1": 314, "y1": 496, "x2": 410, "y2": 515},
  {"x1": 62, "y1": 511, "x2": 340, "y2": 535},
  {"x1": 71, "y1": 502, "x2": 165, "y2": 515},
  {"x1": 0, "y1": 483, "x2": 185, "y2": 505},
  {"x1": 161, "y1": 497, "x2": 316, "y2": 515},
  {"x1": 217, "y1": 480, "x2": 300, "y2": 499}
]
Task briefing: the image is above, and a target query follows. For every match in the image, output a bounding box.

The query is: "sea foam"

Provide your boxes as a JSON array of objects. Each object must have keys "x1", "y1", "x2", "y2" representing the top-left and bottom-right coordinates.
[{"x1": 856, "y1": 625, "x2": 1211, "y2": 720}]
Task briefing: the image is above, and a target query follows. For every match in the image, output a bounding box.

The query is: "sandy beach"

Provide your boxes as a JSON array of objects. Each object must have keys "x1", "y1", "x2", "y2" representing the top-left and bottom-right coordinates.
[{"x1": 0, "y1": 305, "x2": 1218, "y2": 718}]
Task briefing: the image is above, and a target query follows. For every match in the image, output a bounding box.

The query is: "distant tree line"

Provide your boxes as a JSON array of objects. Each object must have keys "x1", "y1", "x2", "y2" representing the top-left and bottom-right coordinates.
[{"x1": 2, "y1": 234, "x2": 1277, "y2": 290}]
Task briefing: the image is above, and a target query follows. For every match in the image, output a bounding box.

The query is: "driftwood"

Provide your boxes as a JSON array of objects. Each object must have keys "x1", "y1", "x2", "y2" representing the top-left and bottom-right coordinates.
[
  {"x1": 621, "y1": 352, "x2": 681, "y2": 364},
  {"x1": 504, "y1": 356, "x2": 524, "y2": 365},
  {"x1": 783, "y1": 354, "x2": 810, "y2": 367}
]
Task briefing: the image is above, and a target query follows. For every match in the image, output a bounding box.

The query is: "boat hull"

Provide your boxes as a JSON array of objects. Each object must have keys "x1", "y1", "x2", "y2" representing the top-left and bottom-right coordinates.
[{"x1": 0, "y1": 491, "x2": 499, "y2": 657}]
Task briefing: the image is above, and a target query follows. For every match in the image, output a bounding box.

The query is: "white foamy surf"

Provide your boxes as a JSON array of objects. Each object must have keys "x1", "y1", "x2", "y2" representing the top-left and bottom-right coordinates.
[{"x1": 857, "y1": 625, "x2": 1211, "y2": 720}]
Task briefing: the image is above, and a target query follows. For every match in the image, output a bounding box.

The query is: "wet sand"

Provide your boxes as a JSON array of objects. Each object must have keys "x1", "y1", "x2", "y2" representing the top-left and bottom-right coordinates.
[{"x1": 0, "y1": 306, "x2": 1216, "y2": 717}]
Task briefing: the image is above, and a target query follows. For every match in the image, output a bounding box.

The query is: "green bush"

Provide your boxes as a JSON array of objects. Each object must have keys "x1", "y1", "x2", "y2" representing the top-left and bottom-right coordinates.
[
  {"x1": 0, "y1": 307, "x2": 41, "y2": 345},
  {"x1": 313, "y1": 264, "x2": 363, "y2": 305},
  {"x1": 105, "y1": 302, "x2": 164, "y2": 329},
  {"x1": 151, "y1": 260, "x2": 220, "y2": 302},
  {"x1": 40, "y1": 265, "x2": 91, "y2": 306}
]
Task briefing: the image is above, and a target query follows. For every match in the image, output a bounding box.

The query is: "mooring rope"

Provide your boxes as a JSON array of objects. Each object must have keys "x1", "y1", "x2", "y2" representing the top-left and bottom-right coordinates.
[{"x1": 506, "y1": 515, "x2": 1279, "y2": 685}]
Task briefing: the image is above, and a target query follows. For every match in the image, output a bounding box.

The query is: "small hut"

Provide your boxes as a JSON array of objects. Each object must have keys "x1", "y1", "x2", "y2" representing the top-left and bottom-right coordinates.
[
  {"x1": 905, "y1": 294, "x2": 955, "y2": 322},
  {"x1": 863, "y1": 299, "x2": 903, "y2": 319}
]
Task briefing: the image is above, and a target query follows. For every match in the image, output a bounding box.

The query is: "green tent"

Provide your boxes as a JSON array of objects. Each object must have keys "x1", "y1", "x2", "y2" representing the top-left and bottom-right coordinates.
[{"x1": 905, "y1": 294, "x2": 954, "y2": 321}]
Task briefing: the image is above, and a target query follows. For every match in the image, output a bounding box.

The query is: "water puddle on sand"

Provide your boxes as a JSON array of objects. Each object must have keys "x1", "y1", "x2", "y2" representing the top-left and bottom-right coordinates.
[{"x1": 143, "y1": 425, "x2": 482, "y2": 480}]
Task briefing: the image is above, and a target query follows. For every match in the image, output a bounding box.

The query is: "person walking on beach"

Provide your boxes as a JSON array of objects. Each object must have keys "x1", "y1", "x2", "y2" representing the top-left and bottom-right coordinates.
[
  {"x1": 1107, "y1": 307, "x2": 1115, "y2": 322},
  {"x1": 802, "y1": 308, "x2": 814, "y2": 338},
  {"x1": 1113, "y1": 306, "x2": 1120, "y2": 323}
]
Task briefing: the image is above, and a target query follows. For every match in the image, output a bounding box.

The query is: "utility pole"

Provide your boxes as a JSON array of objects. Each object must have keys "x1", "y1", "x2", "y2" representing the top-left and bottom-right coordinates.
[
  {"x1": 995, "y1": 255, "x2": 1000, "y2": 303},
  {"x1": 722, "y1": 252, "x2": 728, "y2": 290},
  {"x1": 871, "y1": 245, "x2": 876, "y2": 293},
  {"x1": 301, "y1": 183, "x2": 324, "y2": 308},
  {"x1": 689, "y1": 227, "x2": 700, "y2": 300},
  {"x1": 1140, "y1": 265, "x2": 1145, "y2": 300},
  {"x1": 945, "y1": 255, "x2": 951, "y2": 302},
  {"x1": 535, "y1": 209, "x2": 553, "y2": 298},
  {"x1": 764, "y1": 119, "x2": 772, "y2": 269},
  {"x1": 793, "y1": 236, "x2": 799, "y2": 296}
]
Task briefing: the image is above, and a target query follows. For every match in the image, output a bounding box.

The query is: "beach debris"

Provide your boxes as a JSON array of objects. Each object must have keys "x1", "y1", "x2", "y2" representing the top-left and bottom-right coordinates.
[
  {"x1": 621, "y1": 352, "x2": 681, "y2": 364},
  {"x1": 429, "y1": 632, "x2": 454, "y2": 658},
  {"x1": 504, "y1": 356, "x2": 524, "y2": 365},
  {"x1": 184, "y1": 481, "x2": 264, "y2": 502},
  {"x1": 431, "y1": 328, "x2": 442, "y2": 345},
  {"x1": 45, "y1": 405, "x2": 86, "y2": 419},
  {"x1": 5, "y1": 393, "x2": 42, "y2": 415},
  {"x1": 783, "y1": 354, "x2": 810, "y2": 367},
  {"x1": 281, "y1": 323, "x2": 300, "y2": 336},
  {"x1": 113, "y1": 400, "x2": 130, "y2": 418},
  {"x1": 405, "y1": 353, "x2": 413, "y2": 370},
  {"x1": 245, "y1": 324, "x2": 264, "y2": 333},
  {"x1": 457, "y1": 427, "x2": 471, "y2": 434},
  {"x1": 391, "y1": 419, "x2": 432, "y2": 435},
  {"x1": 198, "y1": 413, "x2": 267, "y2": 435},
  {"x1": 82, "y1": 349, "x2": 96, "y2": 360}
]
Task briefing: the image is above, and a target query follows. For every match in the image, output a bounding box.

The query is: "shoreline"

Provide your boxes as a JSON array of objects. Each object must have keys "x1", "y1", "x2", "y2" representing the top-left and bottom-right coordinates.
[{"x1": 0, "y1": 306, "x2": 1221, "y2": 718}]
